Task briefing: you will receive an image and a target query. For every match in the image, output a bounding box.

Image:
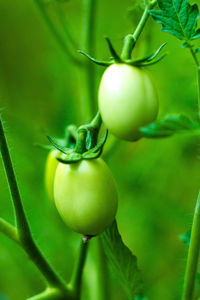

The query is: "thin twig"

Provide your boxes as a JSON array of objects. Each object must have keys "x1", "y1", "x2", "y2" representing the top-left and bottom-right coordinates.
[
  {"x1": 0, "y1": 217, "x2": 19, "y2": 244},
  {"x1": 182, "y1": 192, "x2": 200, "y2": 300},
  {"x1": 70, "y1": 237, "x2": 89, "y2": 299},
  {"x1": 80, "y1": 0, "x2": 97, "y2": 120},
  {"x1": 0, "y1": 115, "x2": 68, "y2": 292}
]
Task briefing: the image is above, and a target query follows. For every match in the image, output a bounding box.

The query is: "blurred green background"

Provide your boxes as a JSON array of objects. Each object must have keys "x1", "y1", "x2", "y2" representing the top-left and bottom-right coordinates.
[{"x1": 0, "y1": 0, "x2": 200, "y2": 299}]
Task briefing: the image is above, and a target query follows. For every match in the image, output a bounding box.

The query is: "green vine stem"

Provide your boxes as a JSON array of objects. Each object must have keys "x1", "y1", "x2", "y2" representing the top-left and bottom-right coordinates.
[
  {"x1": 69, "y1": 237, "x2": 89, "y2": 299},
  {"x1": 190, "y1": 48, "x2": 200, "y2": 120},
  {"x1": 121, "y1": 0, "x2": 157, "y2": 60},
  {"x1": 34, "y1": 0, "x2": 82, "y2": 66},
  {"x1": 0, "y1": 217, "x2": 19, "y2": 244},
  {"x1": 182, "y1": 192, "x2": 200, "y2": 300},
  {"x1": 182, "y1": 50, "x2": 200, "y2": 300},
  {"x1": 0, "y1": 115, "x2": 68, "y2": 293},
  {"x1": 95, "y1": 238, "x2": 110, "y2": 300},
  {"x1": 27, "y1": 288, "x2": 64, "y2": 300},
  {"x1": 80, "y1": 0, "x2": 97, "y2": 120}
]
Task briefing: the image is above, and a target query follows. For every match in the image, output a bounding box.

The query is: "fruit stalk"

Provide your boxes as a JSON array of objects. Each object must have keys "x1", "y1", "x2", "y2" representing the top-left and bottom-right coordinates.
[
  {"x1": 70, "y1": 237, "x2": 90, "y2": 299},
  {"x1": 81, "y1": 0, "x2": 97, "y2": 120},
  {"x1": 121, "y1": 0, "x2": 157, "y2": 60}
]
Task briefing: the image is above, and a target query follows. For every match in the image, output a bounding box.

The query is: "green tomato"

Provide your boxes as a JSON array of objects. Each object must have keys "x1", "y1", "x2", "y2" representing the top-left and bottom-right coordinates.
[
  {"x1": 98, "y1": 64, "x2": 158, "y2": 141},
  {"x1": 45, "y1": 149, "x2": 60, "y2": 201},
  {"x1": 54, "y1": 158, "x2": 118, "y2": 236}
]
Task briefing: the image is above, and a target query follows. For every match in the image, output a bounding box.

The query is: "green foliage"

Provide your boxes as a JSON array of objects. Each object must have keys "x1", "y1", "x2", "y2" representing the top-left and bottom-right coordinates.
[
  {"x1": 149, "y1": 0, "x2": 200, "y2": 41},
  {"x1": 101, "y1": 221, "x2": 143, "y2": 299},
  {"x1": 140, "y1": 114, "x2": 199, "y2": 138}
]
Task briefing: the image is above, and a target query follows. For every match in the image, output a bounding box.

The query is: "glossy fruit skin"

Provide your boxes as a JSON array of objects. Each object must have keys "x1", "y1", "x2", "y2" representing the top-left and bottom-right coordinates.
[
  {"x1": 54, "y1": 158, "x2": 118, "y2": 236},
  {"x1": 45, "y1": 149, "x2": 60, "y2": 201},
  {"x1": 98, "y1": 64, "x2": 158, "y2": 141}
]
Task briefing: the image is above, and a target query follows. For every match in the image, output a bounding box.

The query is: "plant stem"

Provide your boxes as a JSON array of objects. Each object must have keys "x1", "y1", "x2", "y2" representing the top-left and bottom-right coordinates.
[
  {"x1": 70, "y1": 237, "x2": 89, "y2": 299},
  {"x1": 0, "y1": 217, "x2": 19, "y2": 244},
  {"x1": 27, "y1": 288, "x2": 63, "y2": 300},
  {"x1": 182, "y1": 192, "x2": 200, "y2": 300},
  {"x1": 0, "y1": 118, "x2": 31, "y2": 239},
  {"x1": 182, "y1": 49, "x2": 200, "y2": 300},
  {"x1": 34, "y1": 0, "x2": 82, "y2": 66},
  {"x1": 95, "y1": 238, "x2": 110, "y2": 300},
  {"x1": 121, "y1": 0, "x2": 156, "y2": 60},
  {"x1": 0, "y1": 116, "x2": 68, "y2": 292},
  {"x1": 80, "y1": 0, "x2": 97, "y2": 120},
  {"x1": 189, "y1": 48, "x2": 200, "y2": 120}
]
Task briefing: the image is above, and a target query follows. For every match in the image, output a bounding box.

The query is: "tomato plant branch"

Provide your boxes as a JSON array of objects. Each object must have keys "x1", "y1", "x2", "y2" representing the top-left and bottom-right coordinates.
[
  {"x1": 189, "y1": 48, "x2": 200, "y2": 121},
  {"x1": 121, "y1": 0, "x2": 157, "y2": 60},
  {"x1": 0, "y1": 116, "x2": 69, "y2": 293},
  {"x1": 81, "y1": 0, "x2": 97, "y2": 120},
  {"x1": 0, "y1": 217, "x2": 19, "y2": 244},
  {"x1": 182, "y1": 49, "x2": 200, "y2": 300},
  {"x1": 96, "y1": 238, "x2": 110, "y2": 300},
  {"x1": 70, "y1": 237, "x2": 89, "y2": 299},
  {"x1": 34, "y1": 0, "x2": 82, "y2": 66},
  {"x1": 133, "y1": 0, "x2": 156, "y2": 42},
  {"x1": 27, "y1": 288, "x2": 63, "y2": 300},
  {"x1": 182, "y1": 192, "x2": 200, "y2": 300}
]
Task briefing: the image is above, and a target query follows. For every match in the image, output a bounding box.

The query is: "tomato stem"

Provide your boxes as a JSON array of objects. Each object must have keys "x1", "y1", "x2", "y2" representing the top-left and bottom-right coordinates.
[
  {"x1": 0, "y1": 217, "x2": 19, "y2": 244},
  {"x1": 70, "y1": 237, "x2": 89, "y2": 299},
  {"x1": 81, "y1": 0, "x2": 97, "y2": 120},
  {"x1": 182, "y1": 48, "x2": 200, "y2": 300},
  {"x1": 189, "y1": 48, "x2": 200, "y2": 121},
  {"x1": 121, "y1": 35, "x2": 135, "y2": 60},
  {"x1": 0, "y1": 115, "x2": 69, "y2": 293},
  {"x1": 182, "y1": 192, "x2": 200, "y2": 300},
  {"x1": 121, "y1": 0, "x2": 156, "y2": 60}
]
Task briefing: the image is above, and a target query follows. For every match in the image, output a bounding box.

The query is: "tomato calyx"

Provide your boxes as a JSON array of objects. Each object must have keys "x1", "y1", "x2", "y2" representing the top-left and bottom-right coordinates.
[
  {"x1": 79, "y1": 35, "x2": 167, "y2": 68},
  {"x1": 47, "y1": 112, "x2": 108, "y2": 164}
]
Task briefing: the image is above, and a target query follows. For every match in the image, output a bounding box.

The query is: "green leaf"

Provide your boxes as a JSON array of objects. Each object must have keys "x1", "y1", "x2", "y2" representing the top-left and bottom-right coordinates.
[
  {"x1": 101, "y1": 221, "x2": 143, "y2": 299},
  {"x1": 149, "y1": 0, "x2": 200, "y2": 41},
  {"x1": 140, "y1": 114, "x2": 199, "y2": 138}
]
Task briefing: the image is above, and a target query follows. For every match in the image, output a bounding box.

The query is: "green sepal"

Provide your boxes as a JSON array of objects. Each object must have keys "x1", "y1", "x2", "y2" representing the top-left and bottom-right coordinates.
[
  {"x1": 125, "y1": 43, "x2": 167, "y2": 67},
  {"x1": 137, "y1": 53, "x2": 167, "y2": 67},
  {"x1": 104, "y1": 37, "x2": 121, "y2": 62},
  {"x1": 78, "y1": 50, "x2": 112, "y2": 66},
  {"x1": 57, "y1": 152, "x2": 82, "y2": 164},
  {"x1": 84, "y1": 129, "x2": 108, "y2": 155},
  {"x1": 47, "y1": 135, "x2": 72, "y2": 154}
]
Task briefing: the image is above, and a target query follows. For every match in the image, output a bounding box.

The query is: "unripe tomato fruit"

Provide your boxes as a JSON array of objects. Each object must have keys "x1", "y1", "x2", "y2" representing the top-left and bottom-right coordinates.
[
  {"x1": 98, "y1": 64, "x2": 158, "y2": 141},
  {"x1": 45, "y1": 149, "x2": 60, "y2": 201},
  {"x1": 54, "y1": 158, "x2": 118, "y2": 236}
]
